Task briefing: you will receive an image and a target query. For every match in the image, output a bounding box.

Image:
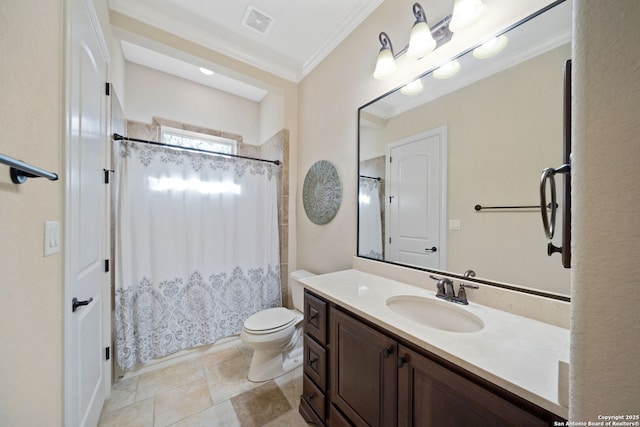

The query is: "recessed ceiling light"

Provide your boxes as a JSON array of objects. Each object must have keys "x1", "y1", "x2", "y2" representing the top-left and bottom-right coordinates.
[
  {"x1": 473, "y1": 35, "x2": 509, "y2": 59},
  {"x1": 199, "y1": 67, "x2": 214, "y2": 76},
  {"x1": 433, "y1": 60, "x2": 461, "y2": 79}
]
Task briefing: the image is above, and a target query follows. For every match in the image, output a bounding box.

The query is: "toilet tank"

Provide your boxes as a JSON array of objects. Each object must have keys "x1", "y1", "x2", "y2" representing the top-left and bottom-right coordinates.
[{"x1": 289, "y1": 270, "x2": 315, "y2": 311}]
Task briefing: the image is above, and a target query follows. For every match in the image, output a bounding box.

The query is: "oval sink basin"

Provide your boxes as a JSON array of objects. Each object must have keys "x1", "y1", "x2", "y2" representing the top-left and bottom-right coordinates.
[{"x1": 386, "y1": 296, "x2": 484, "y2": 333}]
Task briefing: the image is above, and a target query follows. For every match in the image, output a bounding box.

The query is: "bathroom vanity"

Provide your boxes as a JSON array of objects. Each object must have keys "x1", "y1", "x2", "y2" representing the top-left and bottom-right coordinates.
[{"x1": 298, "y1": 269, "x2": 568, "y2": 426}]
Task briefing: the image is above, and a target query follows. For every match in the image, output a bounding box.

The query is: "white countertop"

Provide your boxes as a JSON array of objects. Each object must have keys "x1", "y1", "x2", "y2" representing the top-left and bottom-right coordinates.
[{"x1": 299, "y1": 269, "x2": 570, "y2": 419}]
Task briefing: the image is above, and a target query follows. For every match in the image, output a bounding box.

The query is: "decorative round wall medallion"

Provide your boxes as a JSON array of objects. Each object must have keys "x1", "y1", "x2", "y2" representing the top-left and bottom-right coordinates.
[{"x1": 303, "y1": 160, "x2": 342, "y2": 225}]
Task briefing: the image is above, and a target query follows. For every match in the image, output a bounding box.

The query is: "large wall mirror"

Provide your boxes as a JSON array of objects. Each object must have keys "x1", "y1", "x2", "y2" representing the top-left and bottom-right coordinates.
[{"x1": 357, "y1": 0, "x2": 571, "y2": 299}]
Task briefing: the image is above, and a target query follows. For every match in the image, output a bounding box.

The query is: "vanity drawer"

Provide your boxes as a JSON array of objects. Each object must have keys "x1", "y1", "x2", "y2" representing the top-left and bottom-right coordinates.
[
  {"x1": 299, "y1": 394, "x2": 325, "y2": 426},
  {"x1": 304, "y1": 291, "x2": 327, "y2": 344},
  {"x1": 304, "y1": 334, "x2": 327, "y2": 390},
  {"x1": 302, "y1": 373, "x2": 326, "y2": 421}
]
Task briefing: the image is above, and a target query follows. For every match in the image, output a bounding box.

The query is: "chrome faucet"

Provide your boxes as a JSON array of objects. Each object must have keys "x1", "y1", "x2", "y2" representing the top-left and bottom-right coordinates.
[
  {"x1": 429, "y1": 275, "x2": 478, "y2": 305},
  {"x1": 455, "y1": 283, "x2": 479, "y2": 305}
]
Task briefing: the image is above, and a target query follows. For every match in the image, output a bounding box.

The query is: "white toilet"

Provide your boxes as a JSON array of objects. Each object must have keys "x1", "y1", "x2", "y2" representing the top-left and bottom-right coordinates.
[{"x1": 240, "y1": 270, "x2": 315, "y2": 382}]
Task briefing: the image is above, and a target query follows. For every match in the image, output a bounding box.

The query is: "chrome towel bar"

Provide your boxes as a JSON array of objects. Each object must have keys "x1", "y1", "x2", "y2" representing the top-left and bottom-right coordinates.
[
  {"x1": 0, "y1": 153, "x2": 59, "y2": 184},
  {"x1": 474, "y1": 203, "x2": 556, "y2": 211}
]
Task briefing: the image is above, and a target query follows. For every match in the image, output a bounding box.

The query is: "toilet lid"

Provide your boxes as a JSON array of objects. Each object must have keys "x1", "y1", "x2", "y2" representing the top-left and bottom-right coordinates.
[{"x1": 244, "y1": 307, "x2": 296, "y2": 333}]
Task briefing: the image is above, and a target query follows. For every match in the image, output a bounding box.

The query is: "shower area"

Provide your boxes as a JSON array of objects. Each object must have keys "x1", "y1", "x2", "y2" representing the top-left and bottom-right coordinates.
[
  {"x1": 110, "y1": 101, "x2": 290, "y2": 377},
  {"x1": 359, "y1": 156, "x2": 385, "y2": 260}
]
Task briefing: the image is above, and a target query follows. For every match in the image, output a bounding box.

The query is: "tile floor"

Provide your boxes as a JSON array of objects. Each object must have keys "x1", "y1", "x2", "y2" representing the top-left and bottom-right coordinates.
[{"x1": 98, "y1": 339, "x2": 308, "y2": 427}]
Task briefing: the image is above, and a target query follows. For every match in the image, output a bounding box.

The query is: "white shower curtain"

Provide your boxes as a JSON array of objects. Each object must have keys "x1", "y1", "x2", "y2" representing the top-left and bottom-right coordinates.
[
  {"x1": 114, "y1": 141, "x2": 281, "y2": 371},
  {"x1": 359, "y1": 177, "x2": 383, "y2": 260}
]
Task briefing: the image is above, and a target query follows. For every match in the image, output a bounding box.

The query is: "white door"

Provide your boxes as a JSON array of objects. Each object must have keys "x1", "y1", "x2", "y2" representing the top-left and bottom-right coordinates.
[
  {"x1": 64, "y1": 0, "x2": 110, "y2": 425},
  {"x1": 385, "y1": 127, "x2": 447, "y2": 269}
]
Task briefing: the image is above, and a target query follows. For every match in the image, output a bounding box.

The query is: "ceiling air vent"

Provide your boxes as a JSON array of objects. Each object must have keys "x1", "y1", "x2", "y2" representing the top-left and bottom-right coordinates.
[{"x1": 242, "y1": 5, "x2": 275, "y2": 36}]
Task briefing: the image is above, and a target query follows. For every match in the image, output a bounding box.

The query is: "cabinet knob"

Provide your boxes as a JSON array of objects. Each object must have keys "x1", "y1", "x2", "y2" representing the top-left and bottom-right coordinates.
[
  {"x1": 398, "y1": 356, "x2": 407, "y2": 368},
  {"x1": 308, "y1": 311, "x2": 318, "y2": 320},
  {"x1": 308, "y1": 357, "x2": 317, "y2": 366},
  {"x1": 383, "y1": 346, "x2": 393, "y2": 358},
  {"x1": 305, "y1": 393, "x2": 315, "y2": 401}
]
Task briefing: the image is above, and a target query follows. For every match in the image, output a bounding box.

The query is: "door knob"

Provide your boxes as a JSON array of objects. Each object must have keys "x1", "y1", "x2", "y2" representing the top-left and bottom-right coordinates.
[
  {"x1": 72, "y1": 297, "x2": 93, "y2": 312},
  {"x1": 425, "y1": 246, "x2": 437, "y2": 252}
]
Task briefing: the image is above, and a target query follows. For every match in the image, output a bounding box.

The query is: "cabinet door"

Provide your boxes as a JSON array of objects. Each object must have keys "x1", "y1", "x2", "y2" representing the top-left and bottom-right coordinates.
[
  {"x1": 397, "y1": 345, "x2": 548, "y2": 427},
  {"x1": 330, "y1": 307, "x2": 397, "y2": 427}
]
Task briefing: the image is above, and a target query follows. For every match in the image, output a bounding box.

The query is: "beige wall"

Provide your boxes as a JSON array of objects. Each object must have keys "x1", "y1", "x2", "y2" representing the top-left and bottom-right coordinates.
[
  {"x1": 570, "y1": 0, "x2": 640, "y2": 418},
  {"x1": 297, "y1": 0, "x2": 557, "y2": 275},
  {"x1": 124, "y1": 62, "x2": 262, "y2": 145},
  {"x1": 0, "y1": 1, "x2": 64, "y2": 425}
]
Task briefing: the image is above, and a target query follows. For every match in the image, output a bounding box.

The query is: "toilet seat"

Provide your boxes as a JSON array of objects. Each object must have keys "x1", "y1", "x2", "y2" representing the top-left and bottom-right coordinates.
[{"x1": 243, "y1": 307, "x2": 299, "y2": 335}]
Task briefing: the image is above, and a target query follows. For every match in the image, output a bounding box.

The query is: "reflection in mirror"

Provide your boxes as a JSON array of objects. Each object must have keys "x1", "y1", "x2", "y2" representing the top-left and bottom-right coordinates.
[{"x1": 358, "y1": 0, "x2": 572, "y2": 298}]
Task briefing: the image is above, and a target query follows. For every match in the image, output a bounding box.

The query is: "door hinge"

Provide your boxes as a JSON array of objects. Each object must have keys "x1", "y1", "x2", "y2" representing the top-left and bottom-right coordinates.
[
  {"x1": 104, "y1": 259, "x2": 110, "y2": 273},
  {"x1": 103, "y1": 169, "x2": 114, "y2": 184},
  {"x1": 105, "y1": 346, "x2": 110, "y2": 361},
  {"x1": 389, "y1": 156, "x2": 392, "y2": 163},
  {"x1": 389, "y1": 237, "x2": 392, "y2": 244},
  {"x1": 105, "y1": 82, "x2": 111, "y2": 96}
]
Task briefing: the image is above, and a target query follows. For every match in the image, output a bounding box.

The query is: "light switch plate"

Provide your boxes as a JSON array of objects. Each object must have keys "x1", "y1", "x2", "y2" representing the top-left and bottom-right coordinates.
[
  {"x1": 44, "y1": 221, "x2": 60, "y2": 256},
  {"x1": 449, "y1": 219, "x2": 461, "y2": 230}
]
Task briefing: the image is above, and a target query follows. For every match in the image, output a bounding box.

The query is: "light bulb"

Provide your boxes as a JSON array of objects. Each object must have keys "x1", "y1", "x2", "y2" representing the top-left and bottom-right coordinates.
[
  {"x1": 373, "y1": 48, "x2": 396, "y2": 79},
  {"x1": 473, "y1": 35, "x2": 509, "y2": 59},
  {"x1": 449, "y1": 0, "x2": 486, "y2": 33},
  {"x1": 433, "y1": 60, "x2": 461, "y2": 79},
  {"x1": 407, "y1": 21, "x2": 436, "y2": 59},
  {"x1": 400, "y1": 79, "x2": 424, "y2": 96}
]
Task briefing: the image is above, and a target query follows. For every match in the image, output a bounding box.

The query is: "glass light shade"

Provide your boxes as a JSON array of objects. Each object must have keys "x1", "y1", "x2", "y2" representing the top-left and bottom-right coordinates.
[
  {"x1": 400, "y1": 79, "x2": 424, "y2": 96},
  {"x1": 473, "y1": 35, "x2": 508, "y2": 59},
  {"x1": 199, "y1": 67, "x2": 214, "y2": 75},
  {"x1": 407, "y1": 21, "x2": 436, "y2": 59},
  {"x1": 449, "y1": 0, "x2": 487, "y2": 33},
  {"x1": 433, "y1": 60, "x2": 461, "y2": 79},
  {"x1": 373, "y1": 47, "x2": 396, "y2": 79}
]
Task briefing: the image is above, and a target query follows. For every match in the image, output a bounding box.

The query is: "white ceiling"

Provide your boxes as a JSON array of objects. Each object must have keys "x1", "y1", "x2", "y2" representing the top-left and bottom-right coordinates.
[{"x1": 110, "y1": 0, "x2": 384, "y2": 99}]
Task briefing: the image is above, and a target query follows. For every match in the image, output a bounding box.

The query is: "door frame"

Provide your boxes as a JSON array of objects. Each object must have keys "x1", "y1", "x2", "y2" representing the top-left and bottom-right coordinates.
[
  {"x1": 63, "y1": 0, "x2": 112, "y2": 424},
  {"x1": 385, "y1": 126, "x2": 448, "y2": 269}
]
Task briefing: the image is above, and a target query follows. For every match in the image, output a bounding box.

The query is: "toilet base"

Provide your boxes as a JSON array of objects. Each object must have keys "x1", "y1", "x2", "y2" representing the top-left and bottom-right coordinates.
[{"x1": 247, "y1": 339, "x2": 303, "y2": 382}]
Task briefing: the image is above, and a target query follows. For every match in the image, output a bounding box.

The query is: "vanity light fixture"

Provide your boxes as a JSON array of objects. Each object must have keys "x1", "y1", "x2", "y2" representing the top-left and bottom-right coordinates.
[
  {"x1": 373, "y1": 32, "x2": 397, "y2": 79},
  {"x1": 449, "y1": 0, "x2": 487, "y2": 33},
  {"x1": 373, "y1": 0, "x2": 485, "y2": 79},
  {"x1": 407, "y1": 3, "x2": 437, "y2": 59},
  {"x1": 400, "y1": 78, "x2": 424, "y2": 95},
  {"x1": 433, "y1": 60, "x2": 461, "y2": 79},
  {"x1": 473, "y1": 35, "x2": 509, "y2": 59},
  {"x1": 199, "y1": 67, "x2": 214, "y2": 76}
]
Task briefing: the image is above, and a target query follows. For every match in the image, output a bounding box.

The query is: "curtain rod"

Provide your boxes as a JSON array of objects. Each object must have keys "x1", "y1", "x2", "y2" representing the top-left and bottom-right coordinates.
[{"x1": 113, "y1": 134, "x2": 281, "y2": 166}]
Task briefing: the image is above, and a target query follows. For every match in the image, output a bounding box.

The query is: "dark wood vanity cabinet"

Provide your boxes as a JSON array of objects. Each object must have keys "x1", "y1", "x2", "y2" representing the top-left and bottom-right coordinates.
[
  {"x1": 330, "y1": 306, "x2": 397, "y2": 426},
  {"x1": 397, "y1": 345, "x2": 549, "y2": 427},
  {"x1": 299, "y1": 291, "x2": 564, "y2": 427}
]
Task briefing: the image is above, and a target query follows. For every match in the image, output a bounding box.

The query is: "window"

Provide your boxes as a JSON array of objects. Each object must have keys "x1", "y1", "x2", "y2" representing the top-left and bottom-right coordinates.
[{"x1": 160, "y1": 126, "x2": 237, "y2": 155}]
